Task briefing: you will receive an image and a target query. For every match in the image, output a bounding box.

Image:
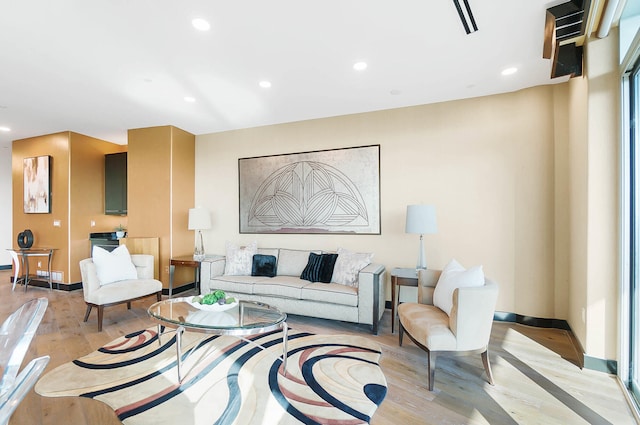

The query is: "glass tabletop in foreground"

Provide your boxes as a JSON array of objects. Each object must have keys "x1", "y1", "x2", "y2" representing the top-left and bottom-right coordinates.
[{"x1": 147, "y1": 297, "x2": 287, "y2": 335}]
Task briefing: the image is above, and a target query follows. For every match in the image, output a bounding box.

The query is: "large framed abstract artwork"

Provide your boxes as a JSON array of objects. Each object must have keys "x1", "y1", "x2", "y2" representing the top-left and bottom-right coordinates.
[
  {"x1": 239, "y1": 145, "x2": 381, "y2": 234},
  {"x1": 23, "y1": 155, "x2": 51, "y2": 213}
]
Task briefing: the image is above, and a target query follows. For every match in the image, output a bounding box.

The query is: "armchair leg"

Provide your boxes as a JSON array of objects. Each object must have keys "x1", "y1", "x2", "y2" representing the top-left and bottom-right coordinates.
[
  {"x1": 157, "y1": 292, "x2": 162, "y2": 301},
  {"x1": 481, "y1": 349, "x2": 495, "y2": 385},
  {"x1": 83, "y1": 305, "x2": 92, "y2": 322},
  {"x1": 398, "y1": 322, "x2": 404, "y2": 346},
  {"x1": 97, "y1": 306, "x2": 104, "y2": 332},
  {"x1": 127, "y1": 302, "x2": 132, "y2": 310},
  {"x1": 427, "y1": 350, "x2": 437, "y2": 391}
]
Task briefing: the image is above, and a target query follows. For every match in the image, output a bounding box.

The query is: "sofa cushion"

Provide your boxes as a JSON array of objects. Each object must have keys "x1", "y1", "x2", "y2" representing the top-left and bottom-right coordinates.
[
  {"x1": 252, "y1": 254, "x2": 277, "y2": 277},
  {"x1": 210, "y1": 275, "x2": 262, "y2": 295},
  {"x1": 252, "y1": 276, "x2": 308, "y2": 299},
  {"x1": 277, "y1": 249, "x2": 319, "y2": 277},
  {"x1": 398, "y1": 302, "x2": 456, "y2": 350},
  {"x1": 224, "y1": 241, "x2": 257, "y2": 275},
  {"x1": 300, "y1": 253, "x2": 338, "y2": 283},
  {"x1": 331, "y1": 247, "x2": 373, "y2": 288},
  {"x1": 92, "y1": 245, "x2": 137, "y2": 286},
  {"x1": 300, "y1": 282, "x2": 358, "y2": 306},
  {"x1": 433, "y1": 259, "x2": 484, "y2": 316}
]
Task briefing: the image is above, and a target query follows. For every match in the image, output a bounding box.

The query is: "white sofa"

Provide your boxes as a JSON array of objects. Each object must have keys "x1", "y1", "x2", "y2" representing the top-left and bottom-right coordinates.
[{"x1": 200, "y1": 248, "x2": 386, "y2": 334}]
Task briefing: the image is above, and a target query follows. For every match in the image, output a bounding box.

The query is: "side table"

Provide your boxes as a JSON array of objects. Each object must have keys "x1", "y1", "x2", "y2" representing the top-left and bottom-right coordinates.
[
  {"x1": 169, "y1": 256, "x2": 201, "y2": 298},
  {"x1": 390, "y1": 267, "x2": 419, "y2": 333}
]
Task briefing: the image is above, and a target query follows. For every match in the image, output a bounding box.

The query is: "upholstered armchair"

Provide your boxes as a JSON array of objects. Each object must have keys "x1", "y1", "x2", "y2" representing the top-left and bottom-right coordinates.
[
  {"x1": 398, "y1": 265, "x2": 499, "y2": 391},
  {"x1": 79, "y1": 253, "x2": 162, "y2": 331}
]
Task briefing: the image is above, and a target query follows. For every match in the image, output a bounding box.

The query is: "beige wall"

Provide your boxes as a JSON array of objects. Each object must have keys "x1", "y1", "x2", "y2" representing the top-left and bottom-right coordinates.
[
  {"x1": 194, "y1": 32, "x2": 620, "y2": 361},
  {"x1": 195, "y1": 85, "x2": 559, "y2": 318},
  {"x1": 584, "y1": 32, "x2": 619, "y2": 359}
]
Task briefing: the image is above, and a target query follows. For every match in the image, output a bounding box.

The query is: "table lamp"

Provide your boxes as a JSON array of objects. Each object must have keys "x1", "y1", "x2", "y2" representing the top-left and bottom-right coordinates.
[
  {"x1": 188, "y1": 207, "x2": 211, "y2": 261},
  {"x1": 405, "y1": 205, "x2": 437, "y2": 269}
]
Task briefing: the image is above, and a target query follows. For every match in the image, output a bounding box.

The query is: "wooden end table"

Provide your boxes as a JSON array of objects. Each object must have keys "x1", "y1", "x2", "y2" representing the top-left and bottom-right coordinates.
[
  {"x1": 390, "y1": 267, "x2": 419, "y2": 333},
  {"x1": 169, "y1": 256, "x2": 201, "y2": 298}
]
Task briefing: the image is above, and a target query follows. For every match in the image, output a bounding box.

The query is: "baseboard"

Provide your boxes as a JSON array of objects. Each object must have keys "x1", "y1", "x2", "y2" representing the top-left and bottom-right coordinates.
[
  {"x1": 584, "y1": 355, "x2": 618, "y2": 374},
  {"x1": 11, "y1": 279, "x2": 82, "y2": 291},
  {"x1": 162, "y1": 282, "x2": 197, "y2": 296},
  {"x1": 493, "y1": 311, "x2": 572, "y2": 330},
  {"x1": 0, "y1": 265, "x2": 11, "y2": 271}
]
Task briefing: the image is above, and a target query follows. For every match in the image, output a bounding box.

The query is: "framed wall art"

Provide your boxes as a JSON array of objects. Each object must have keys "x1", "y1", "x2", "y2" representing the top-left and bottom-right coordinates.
[
  {"x1": 239, "y1": 145, "x2": 380, "y2": 234},
  {"x1": 23, "y1": 155, "x2": 51, "y2": 213}
]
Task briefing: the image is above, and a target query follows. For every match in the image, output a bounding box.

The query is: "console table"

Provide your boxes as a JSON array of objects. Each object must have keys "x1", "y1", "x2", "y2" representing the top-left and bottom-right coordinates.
[{"x1": 8, "y1": 248, "x2": 56, "y2": 291}]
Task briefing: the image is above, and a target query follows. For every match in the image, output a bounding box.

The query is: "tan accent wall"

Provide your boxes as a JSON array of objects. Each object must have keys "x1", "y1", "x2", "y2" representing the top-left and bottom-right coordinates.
[
  {"x1": 127, "y1": 126, "x2": 195, "y2": 288},
  {"x1": 12, "y1": 132, "x2": 123, "y2": 283}
]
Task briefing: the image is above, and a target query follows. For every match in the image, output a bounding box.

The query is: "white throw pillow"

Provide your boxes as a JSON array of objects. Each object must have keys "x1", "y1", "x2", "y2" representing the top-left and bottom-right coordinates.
[
  {"x1": 331, "y1": 247, "x2": 373, "y2": 288},
  {"x1": 224, "y1": 241, "x2": 258, "y2": 275},
  {"x1": 433, "y1": 259, "x2": 484, "y2": 316},
  {"x1": 92, "y1": 245, "x2": 138, "y2": 286}
]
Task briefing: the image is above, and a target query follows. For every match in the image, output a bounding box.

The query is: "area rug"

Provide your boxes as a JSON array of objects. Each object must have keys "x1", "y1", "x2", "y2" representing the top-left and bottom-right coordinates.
[{"x1": 35, "y1": 328, "x2": 387, "y2": 424}]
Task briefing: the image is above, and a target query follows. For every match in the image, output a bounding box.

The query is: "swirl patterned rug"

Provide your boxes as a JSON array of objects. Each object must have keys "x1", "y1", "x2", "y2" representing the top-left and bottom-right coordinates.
[{"x1": 35, "y1": 328, "x2": 387, "y2": 425}]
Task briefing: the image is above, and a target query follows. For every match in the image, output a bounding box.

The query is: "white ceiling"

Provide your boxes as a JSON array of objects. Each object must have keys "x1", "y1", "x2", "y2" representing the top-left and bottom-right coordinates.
[{"x1": 0, "y1": 1, "x2": 573, "y2": 149}]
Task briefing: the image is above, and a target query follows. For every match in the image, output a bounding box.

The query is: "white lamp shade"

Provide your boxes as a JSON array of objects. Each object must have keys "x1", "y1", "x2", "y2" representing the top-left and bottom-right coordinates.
[
  {"x1": 188, "y1": 207, "x2": 211, "y2": 230},
  {"x1": 405, "y1": 205, "x2": 437, "y2": 234}
]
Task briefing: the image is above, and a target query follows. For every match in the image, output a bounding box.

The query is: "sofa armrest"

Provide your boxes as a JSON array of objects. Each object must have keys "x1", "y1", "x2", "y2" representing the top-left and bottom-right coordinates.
[
  {"x1": 200, "y1": 255, "x2": 226, "y2": 293},
  {"x1": 357, "y1": 263, "x2": 386, "y2": 334}
]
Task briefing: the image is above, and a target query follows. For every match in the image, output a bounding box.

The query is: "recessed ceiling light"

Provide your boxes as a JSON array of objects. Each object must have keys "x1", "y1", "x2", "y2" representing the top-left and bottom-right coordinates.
[
  {"x1": 353, "y1": 61, "x2": 367, "y2": 71},
  {"x1": 259, "y1": 81, "x2": 272, "y2": 88},
  {"x1": 192, "y1": 18, "x2": 210, "y2": 31},
  {"x1": 184, "y1": 96, "x2": 196, "y2": 102},
  {"x1": 501, "y1": 67, "x2": 518, "y2": 76},
  {"x1": 0, "y1": 127, "x2": 10, "y2": 132}
]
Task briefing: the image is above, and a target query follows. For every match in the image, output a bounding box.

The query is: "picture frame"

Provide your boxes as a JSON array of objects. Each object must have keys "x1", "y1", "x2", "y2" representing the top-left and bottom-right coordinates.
[
  {"x1": 23, "y1": 155, "x2": 51, "y2": 213},
  {"x1": 239, "y1": 145, "x2": 381, "y2": 234}
]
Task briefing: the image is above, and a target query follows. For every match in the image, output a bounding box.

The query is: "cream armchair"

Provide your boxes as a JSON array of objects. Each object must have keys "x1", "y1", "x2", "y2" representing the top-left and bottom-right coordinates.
[
  {"x1": 398, "y1": 268, "x2": 499, "y2": 391},
  {"x1": 79, "y1": 254, "x2": 162, "y2": 331}
]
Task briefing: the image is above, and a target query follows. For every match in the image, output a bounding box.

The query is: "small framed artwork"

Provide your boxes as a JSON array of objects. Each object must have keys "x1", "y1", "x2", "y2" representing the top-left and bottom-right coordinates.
[
  {"x1": 239, "y1": 145, "x2": 381, "y2": 234},
  {"x1": 23, "y1": 155, "x2": 51, "y2": 213}
]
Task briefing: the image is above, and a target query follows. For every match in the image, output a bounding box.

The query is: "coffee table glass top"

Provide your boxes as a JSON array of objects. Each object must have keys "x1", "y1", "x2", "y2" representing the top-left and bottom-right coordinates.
[{"x1": 147, "y1": 298, "x2": 287, "y2": 335}]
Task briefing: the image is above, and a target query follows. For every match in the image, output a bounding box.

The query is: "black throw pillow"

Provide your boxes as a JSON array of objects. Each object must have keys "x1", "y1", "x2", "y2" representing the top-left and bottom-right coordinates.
[
  {"x1": 251, "y1": 254, "x2": 277, "y2": 277},
  {"x1": 300, "y1": 252, "x2": 338, "y2": 283}
]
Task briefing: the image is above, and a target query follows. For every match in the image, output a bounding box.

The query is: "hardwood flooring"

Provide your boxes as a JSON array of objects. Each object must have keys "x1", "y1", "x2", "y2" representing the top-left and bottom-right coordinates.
[{"x1": 1, "y1": 269, "x2": 637, "y2": 424}]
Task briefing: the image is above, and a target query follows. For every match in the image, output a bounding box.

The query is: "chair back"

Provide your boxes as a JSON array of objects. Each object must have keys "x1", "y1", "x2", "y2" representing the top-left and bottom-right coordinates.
[
  {"x1": 417, "y1": 269, "x2": 442, "y2": 305},
  {"x1": 449, "y1": 279, "x2": 499, "y2": 351},
  {"x1": 0, "y1": 355, "x2": 49, "y2": 425},
  {"x1": 131, "y1": 254, "x2": 154, "y2": 279}
]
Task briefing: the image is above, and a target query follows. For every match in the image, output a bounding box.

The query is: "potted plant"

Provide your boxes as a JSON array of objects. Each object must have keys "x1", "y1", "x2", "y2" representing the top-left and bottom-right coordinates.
[{"x1": 114, "y1": 224, "x2": 126, "y2": 239}]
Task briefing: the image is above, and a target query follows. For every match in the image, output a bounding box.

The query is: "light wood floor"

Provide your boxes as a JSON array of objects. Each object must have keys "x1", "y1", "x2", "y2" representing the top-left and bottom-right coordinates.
[{"x1": 1, "y1": 269, "x2": 637, "y2": 425}]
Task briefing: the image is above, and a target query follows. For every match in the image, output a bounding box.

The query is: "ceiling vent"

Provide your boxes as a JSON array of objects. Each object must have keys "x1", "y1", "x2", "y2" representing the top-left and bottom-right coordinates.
[{"x1": 543, "y1": 0, "x2": 592, "y2": 78}]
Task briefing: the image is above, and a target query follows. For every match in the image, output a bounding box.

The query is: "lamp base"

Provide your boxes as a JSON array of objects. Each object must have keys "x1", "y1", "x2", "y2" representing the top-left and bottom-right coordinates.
[
  {"x1": 194, "y1": 230, "x2": 205, "y2": 261},
  {"x1": 416, "y1": 234, "x2": 427, "y2": 270}
]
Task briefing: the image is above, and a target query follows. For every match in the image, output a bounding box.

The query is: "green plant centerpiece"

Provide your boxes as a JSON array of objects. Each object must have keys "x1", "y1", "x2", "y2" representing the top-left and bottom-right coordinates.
[{"x1": 192, "y1": 289, "x2": 236, "y2": 306}]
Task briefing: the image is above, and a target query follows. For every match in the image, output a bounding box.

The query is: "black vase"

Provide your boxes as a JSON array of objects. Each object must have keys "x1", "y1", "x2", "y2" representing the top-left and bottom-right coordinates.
[{"x1": 17, "y1": 229, "x2": 34, "y2": 249}]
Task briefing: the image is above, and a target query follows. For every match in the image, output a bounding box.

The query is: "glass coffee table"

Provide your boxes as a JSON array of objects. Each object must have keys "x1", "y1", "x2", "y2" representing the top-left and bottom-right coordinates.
[{"x1": 147, "y1": 297, "x2": 288, "y2": 382}]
